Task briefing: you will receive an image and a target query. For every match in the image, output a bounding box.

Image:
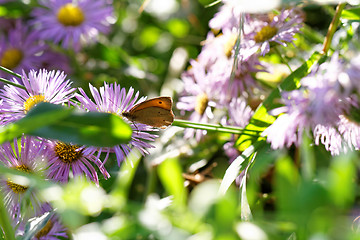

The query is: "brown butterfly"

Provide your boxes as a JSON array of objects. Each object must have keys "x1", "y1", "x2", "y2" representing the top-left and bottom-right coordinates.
[{"x1": 122, "y1": 96, "x2": 175, "y2": 129}]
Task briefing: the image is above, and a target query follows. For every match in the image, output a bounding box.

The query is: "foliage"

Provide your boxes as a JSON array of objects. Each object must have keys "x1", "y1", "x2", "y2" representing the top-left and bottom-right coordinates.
[{"x1": 0, "y1": 0, "x2": 360, "y2": 240}]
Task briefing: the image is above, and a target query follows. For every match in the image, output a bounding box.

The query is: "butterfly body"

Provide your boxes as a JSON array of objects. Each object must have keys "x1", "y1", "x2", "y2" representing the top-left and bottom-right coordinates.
[{"x1": 122, "y1": 96, "x2": 174, "y2": 129}]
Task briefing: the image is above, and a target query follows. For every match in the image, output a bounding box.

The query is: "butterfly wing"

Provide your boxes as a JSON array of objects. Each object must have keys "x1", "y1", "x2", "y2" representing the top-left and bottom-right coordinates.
[
  {"x1": 130, "y1": 106, "x2": 174, "y2": 128},
  {"x1": 130, "y1": 97, "x2": 172, "y2": 112}
]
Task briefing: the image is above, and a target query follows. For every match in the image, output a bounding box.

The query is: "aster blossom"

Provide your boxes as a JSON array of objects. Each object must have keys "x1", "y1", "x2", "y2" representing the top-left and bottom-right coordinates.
[
  {"x1": 45, "y1": 140, "x2": 110, "y2": 185},
  {"x1": 244, "y1": 9, "x2": 303, "y2": 56},
  {"x1": 177, "y1": 60, "x2": 222, "y2": 141},
  {"x1": 0, "y1": 136, "x2": 50, "y2": 223},
  {"x1": 263, "y1": 53, "x2": 358, "y2": 152},
  {"x1": 75, "y1": 82, "x2": 158, "y2": 166},
  {"x1": 16, "y1": 205, "x2": 68, "y2": 240},
  {"x1": 223, "y1": 98, "x2": 254, "y2": 162},
  {"x1": 0, "y1": 69, "x2": 76, "y2": 125},
  {"x1": 32, "y1": 0, "x2": 115, "y2": 51},
  {"x1": 0, "y1": 21, "x2": 47, "y2": 78}
]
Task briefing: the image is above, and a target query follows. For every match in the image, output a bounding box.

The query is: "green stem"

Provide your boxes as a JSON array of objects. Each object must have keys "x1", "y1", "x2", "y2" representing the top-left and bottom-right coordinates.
[
  {"x1": 274, "y1": 47, "x2": 292, "y2": 72},
  {"x1": 0, "y1": 77, "x2": 26, "y2": 90},
  {"x1": 0, "y1": 191, "x2": 15, "y2": 240},
  {"x1": 322, "y1": 3, "x2": 346, "y2": 54},
  {"x1": 172, "y1": 119, "x2": 261, "y2": 136},
  {"x1": 0, "y1": 66, "x2": 22, "y2": 79}
]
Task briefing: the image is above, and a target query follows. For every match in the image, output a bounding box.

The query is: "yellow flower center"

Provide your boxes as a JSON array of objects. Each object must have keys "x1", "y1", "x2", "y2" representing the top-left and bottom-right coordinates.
[
  {"x1": 195, "y1": 93, "x2": 209, "y2": 115},
  {"x1": 224, "y1": 34, "x2": 238, "y2": 58},
  {"x1": 254, "y1": 25, "x2": 278, "y2": 43},
  {"x1": 6, "y1": 165, "x2": 31, "y2": 194},
  {"x1": 55, "y1": 142, "x2": 83, "y2": 164},
  {"x1": 0, "y1": 48, "x2": 23, "y2": 70},
  {"x1": 23, "y1": 95, "x2": 47, "y2": 114},
  {"x1": 35, "y1": 220, "x2": 54, "y2": 238},
  {"x1": 57, "y1": 3, "x2": 85, "y2": 27}
]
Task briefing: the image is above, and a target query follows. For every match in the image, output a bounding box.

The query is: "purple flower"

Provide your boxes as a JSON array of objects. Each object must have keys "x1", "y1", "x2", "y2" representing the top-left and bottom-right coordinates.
[
  {"x1": 223, "y1": 98, "x2": 254, "y2": 162},
  {"x1": 314, "y1": 114, "x2": 360, "y2": 156},
  {"x1": 263, "y1": 53, "x2": 354, "y2": 150},
  {"x1": 0, "y1": 136, "x2": 50, "y2": 223},
  {"x1": 0, "y1": 69, "x2": 76, "y2": 125},
  {"x1": 45, "y1": 140, "x2": 110, "y2": 185},
  {"x1": 218, "y1": 54, "x2": 263, "y2": 103},
  {"x1": 0, "y1": 21, "x2": 47, "y2": 78},
  {"x1": 40, "y1": 50, "x2": 72, "y2": 74},
  {"x1": 32, "y1": 0, "x2": 115, "y2": 51},
  {"x1": 177, "y1": 60, "x2": 222, "y2": 141},
  {"x1": 209, "y1": 0, "x2": 242, "y2": 32},
  {"x1": 227, "y1": 97, "x2": 254, "y2": 128},
  {"x1": 75, "y1": 82, "x2": 158, "y2": 166},
  {"x1": 16, "y1": 205, "x2": 68, "y2": 240},
  {"x1": 244, "y1": 9, "x2": 303, "y2": 56}
]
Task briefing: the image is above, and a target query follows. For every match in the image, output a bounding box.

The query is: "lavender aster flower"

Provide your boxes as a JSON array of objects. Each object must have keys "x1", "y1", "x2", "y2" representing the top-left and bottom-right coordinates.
[
  {"x1": 0, "y1": 21, "x2": 47, "y2": 78},
  {"x1": 177, "y1": 60, "x2": 221, "y2": 141},
  {"x1": 223, "y1": 98, "x2": 254, "y2": 162},
  {"x1": 209, "y1": 0, "x2": 242, "y2": 31},
  {"x1": 75, "y1": 82, "x2": 158, "y2": 166},
  {"x1": 45, "y1": 140, "x2": 110, "y2": 185},
  {"x1": 32, "y1": 0, "x2": 115, "y2": 51},
  {"x1": 0, "y1": 69, "x2": 76, "y2": 125},
  {"x1": 16, "y1": 205, "x2": 68, "y2": 240},
  {"x1": 263, "y1": 53, "x2": 352, "y2": 150},
  {"x1": 218, "y1": 54, "x2": 263, "y2": 103},
  {"x1": 0, "y1": 136, "x2": 50, "y2": 223},
  {"x1": 245, "y1": 9, "x2": 302, "y2": 56}
]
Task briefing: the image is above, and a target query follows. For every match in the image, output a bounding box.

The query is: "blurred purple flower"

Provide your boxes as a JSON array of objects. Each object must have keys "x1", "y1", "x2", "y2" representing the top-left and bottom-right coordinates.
[
  {"x1": 0, "y1": 136, "x2": 50, "y2": 223},
  {"x1": 0, "y1": 21, "x2": 47, "y2": 78},
  {"x1": 217, "y1": 54, "x2": 263, "y2": 103},
  {"x1": 75, "y1": 82, "x2": 158, "y2": 166},
  {"x1": 223, "y1": 98, "x2": 254, "y2": 162},
  {"x1": 245, "y1": 9, "x2": 303, "y2": 56},
  {"x1": 40, "y1": 50, "x2": 72, "y2": 74},
  {"x1": 209, "y1": 0, "x2": 242, "y2": 31},
  {"x1": 16, "y1": 205, "x2": 68, "y2": 240},
  {"x1": 32, "y1": 0, "x2": 115, "y2": 51},
  {"x1": 263, "y1": 53, "x2": 354, "y2": 150},
  {"x1": 177, "y1": 60, "x2": 222, "y2": 141},
  {"x1": 0, "y1": 69, "x2": 76, "y2": 125}
]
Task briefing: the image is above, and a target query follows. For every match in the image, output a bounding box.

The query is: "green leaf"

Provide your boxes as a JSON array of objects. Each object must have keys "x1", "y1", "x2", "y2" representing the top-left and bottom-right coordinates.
[
  {"x1": 0, "y1": 102, "x2": 133, "y2": 147},
  {"x1": 23, "y1": 211, "x2": 54, "y2": 240},
  {"x1": 30, "y1": 110, "x2": 132, "y2": 147},
  {"x1": 167, "y1": 19, "x2": 189, "y2": 38},
  {"x1": 218, "y1": 142, "x2": 264, "y2": 195},
  {"x1": 236, "y1": 51, "x2": 325, "y2": 151},
  {"x1": 109, "y1": 149, "x2": 142, "y2": 209},
  {"x1": 326, "y1": 153, "x2": 356, "y2": 208},
  {"x1": 274, "y1": 155, "x2": 299, "y2": 213},
  {"x1": 158, "y1": 158, "x2": 187, "y2": 208},
  {"x1": 0, "y1": 102, "x2": 72, "y2": 144},
  {"x1": 342, "y1": 7, "x2": 360, "y2": 21}
]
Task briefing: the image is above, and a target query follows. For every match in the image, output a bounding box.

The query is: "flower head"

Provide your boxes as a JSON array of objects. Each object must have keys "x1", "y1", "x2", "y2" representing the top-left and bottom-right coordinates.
[
  {"x1": 45, "y1": 141, "x2": 110, "y2": 185},
  {"x1": 32, "y1": 0, "x2": 114, "y2": 51},
  {"x1": 0, "y1": 136, "x2": 49, "y2": 223},
  {"x1": 209, "y1": 0, "x2": 242, "y2": 32},
  {"x1": 0, "y1": 21, "x2": 47, "y2": 78},
  {"x1": 16, "y1": 205, "x2": 68, "y2": 240},
  {"x1": 263, "y1": 53, "x2": 355, "y2": 150},
  {"x1": 245, "y1": 9, "x2": 303, "y2": 56},
  {"x1": 177, "y1": 60, "x2": 222, "y2": 140},
  {"x1": 223, "y1": 98, "x2": 254, "y2": 162},
  {"x1": 0, "y1": 69, "x2": 76, "y2": 125},
  {"x1": 75, "y1": 82, "x2": 158, "y2": 166}
]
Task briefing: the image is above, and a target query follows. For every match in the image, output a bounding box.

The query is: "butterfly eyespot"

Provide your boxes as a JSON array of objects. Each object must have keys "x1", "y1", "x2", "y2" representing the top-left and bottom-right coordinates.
[{"x1": 159, "y1": 101, "x2": 163, "y2": 104}]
